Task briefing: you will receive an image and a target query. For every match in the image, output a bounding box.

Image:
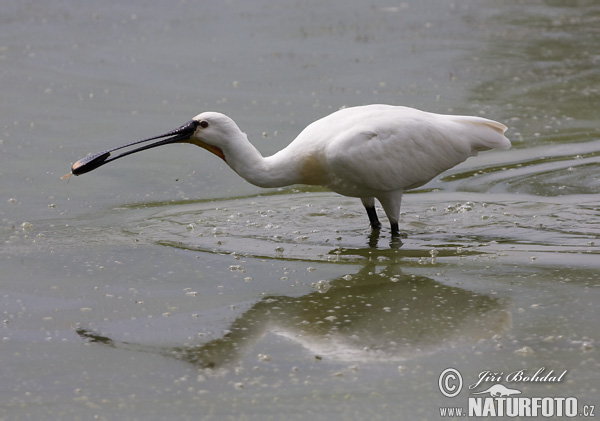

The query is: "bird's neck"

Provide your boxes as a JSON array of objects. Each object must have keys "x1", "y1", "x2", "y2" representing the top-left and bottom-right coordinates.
[{"x1": 224, "y1": 133, "x2": 302, "y2": 188}]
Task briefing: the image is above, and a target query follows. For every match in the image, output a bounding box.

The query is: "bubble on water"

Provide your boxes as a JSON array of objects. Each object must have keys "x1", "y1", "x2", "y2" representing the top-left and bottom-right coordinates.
[
  {"x1": 514, "y1": 346, "x2": 534, "y2": 356},
  {"x1": 542, "y1": 335, "x2": 561, "y2": 343},
  {"x1": 21, "y1": 222, "x2": 33, "y2": 230},
  {"x1": 311, "y1": 280, "x2": 331, "y2": 293}
]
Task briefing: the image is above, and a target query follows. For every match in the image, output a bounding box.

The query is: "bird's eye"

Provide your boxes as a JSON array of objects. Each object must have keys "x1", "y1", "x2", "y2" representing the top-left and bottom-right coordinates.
[{"x1": 199, "y1": 120, "x2": 209, "y2": 129}]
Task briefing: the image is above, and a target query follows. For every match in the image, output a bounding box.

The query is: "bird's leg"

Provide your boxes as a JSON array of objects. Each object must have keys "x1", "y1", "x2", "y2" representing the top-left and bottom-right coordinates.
[
  {"x1": 366, "y1": 207, "x2": 382, "y2": 229},
  {"x1": 377, "y1": 192, "x2": 406, "y2": 237},
  {"x1": 361, "y1": 197, "x2": 382, "y2": 230}
]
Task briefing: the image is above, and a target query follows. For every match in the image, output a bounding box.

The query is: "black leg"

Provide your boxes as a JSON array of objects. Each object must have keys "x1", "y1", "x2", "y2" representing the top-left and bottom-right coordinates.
[
  {"x1": 390, "y1": 222, "x2": 400, "y2": 236},
  {"x1": 365, "y1": 206, "x2": 382, "y2": 229}
]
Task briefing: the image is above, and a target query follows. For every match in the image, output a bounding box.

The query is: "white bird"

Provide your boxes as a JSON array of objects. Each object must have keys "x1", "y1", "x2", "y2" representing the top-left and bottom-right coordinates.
[{"x1": 68, "y1": 104, "x2": 510, "y2": 235}]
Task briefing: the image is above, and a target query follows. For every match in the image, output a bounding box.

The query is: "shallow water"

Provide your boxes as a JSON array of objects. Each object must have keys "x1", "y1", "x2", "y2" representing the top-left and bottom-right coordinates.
[{"x1": 1, "y1": 0, "x2": 599, "y2": 419}]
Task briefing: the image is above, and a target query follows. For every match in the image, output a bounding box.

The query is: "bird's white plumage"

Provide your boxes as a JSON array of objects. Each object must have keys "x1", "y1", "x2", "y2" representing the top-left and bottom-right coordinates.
[
  {"x1": 314, "y1": 105, "x2": 507, "y2": 195},
  {"x1": 189, "y1": 104, "x2": 510, "y2": 233}
]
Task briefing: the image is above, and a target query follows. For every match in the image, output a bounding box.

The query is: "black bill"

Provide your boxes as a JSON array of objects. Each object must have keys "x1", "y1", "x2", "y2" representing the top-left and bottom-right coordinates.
[{"x1": 70, "y1": 120, "x2": 199, "y2": 176}]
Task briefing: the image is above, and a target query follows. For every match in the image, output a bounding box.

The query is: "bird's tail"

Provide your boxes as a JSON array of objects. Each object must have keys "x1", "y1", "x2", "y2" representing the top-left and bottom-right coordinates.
[{"x1": 450, "y1": 115, "x2": 512, "y2": 152}]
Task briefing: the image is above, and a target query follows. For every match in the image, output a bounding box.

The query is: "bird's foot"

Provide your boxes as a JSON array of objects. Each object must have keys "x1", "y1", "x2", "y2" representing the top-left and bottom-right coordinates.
[
  {"x1": 365, "y1": 206, "x2": 382, "y2": 231},
  {"x1": 390, "y1": 223, "x2": 408, "y2": 238}
]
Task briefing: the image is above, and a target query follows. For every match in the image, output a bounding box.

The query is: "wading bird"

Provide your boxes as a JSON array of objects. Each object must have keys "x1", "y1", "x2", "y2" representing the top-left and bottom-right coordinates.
[{"x1": 67, "y1": 105, "x2": 510, "y2": 235}]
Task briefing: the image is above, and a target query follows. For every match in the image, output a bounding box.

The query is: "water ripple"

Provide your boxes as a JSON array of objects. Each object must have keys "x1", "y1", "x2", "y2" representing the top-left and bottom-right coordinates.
[{"x1": 119, "y1": 190, "x2": 599, "y2": 263}]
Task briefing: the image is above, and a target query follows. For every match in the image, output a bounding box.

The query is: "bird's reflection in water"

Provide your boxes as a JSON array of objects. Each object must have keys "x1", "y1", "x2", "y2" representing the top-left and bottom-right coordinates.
[
  {"x1": 367, "y1": 229, "x2": 403, "y2": 249},
  {"x1": 77, "y1": 261, "x2": 510, "y2": 368}
]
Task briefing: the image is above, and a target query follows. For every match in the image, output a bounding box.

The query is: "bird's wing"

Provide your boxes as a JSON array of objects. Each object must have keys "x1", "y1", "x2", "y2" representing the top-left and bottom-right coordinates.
[{"x1": 324, "y1": 111, "x2": 507, "y2": 193}]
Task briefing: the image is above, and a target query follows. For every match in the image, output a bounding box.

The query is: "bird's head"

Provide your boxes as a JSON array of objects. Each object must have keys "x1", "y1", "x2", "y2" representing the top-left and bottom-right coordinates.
[
  {"x1": 67, "y1": 112, "x2": 240, "y2": 176},
  {"x1": 186, "y1": 112, "x2": 246, "y2": 162}
]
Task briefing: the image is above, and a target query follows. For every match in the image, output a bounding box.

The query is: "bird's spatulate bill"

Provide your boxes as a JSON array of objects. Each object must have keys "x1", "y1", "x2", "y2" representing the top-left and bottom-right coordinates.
[
  {"x1": 63, "y1": 120, "x2": 198, "y2": 178},
  {"x1": 71, "y1": 151, "x2": 112, "y2": 175}
]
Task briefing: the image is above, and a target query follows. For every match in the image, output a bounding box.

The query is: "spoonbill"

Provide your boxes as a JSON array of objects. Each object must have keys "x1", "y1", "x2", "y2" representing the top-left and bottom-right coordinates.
[{"x1": 67, "y1": 104, "x2": 510, "y2": 235}]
